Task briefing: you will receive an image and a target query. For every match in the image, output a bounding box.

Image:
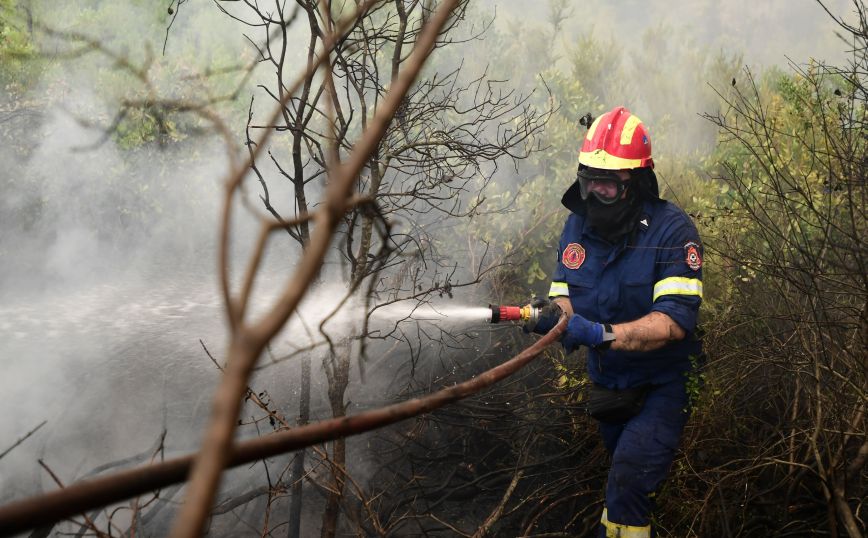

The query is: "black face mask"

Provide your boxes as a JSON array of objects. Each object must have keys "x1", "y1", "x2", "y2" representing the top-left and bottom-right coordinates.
[{"x1": 586, "y1": 188, "x2": 642, "y2": 243}]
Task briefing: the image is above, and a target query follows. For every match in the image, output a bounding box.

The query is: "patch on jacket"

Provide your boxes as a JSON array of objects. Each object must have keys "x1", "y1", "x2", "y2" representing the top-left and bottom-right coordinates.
[
  {"x1": 562, "y1": 243, "x2": 586, "y2": 270},
  {"x1": 684, "y1": 241, "x2": 702, "y2": 271}
]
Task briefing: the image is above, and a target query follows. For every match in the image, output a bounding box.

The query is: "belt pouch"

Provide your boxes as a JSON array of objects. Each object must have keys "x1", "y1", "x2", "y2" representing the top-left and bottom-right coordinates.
[{"x1": 586, "y1": 384, "x2": 650, "y2": 423}]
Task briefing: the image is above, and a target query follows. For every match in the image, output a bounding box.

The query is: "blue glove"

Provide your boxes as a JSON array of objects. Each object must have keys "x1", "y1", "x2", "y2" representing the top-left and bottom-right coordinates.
[
  {"x1": 523, "y1": 297, "x2": 562, "y2": 335},
  {"x1": 561, "y1": 313, "x2": 604, "y2": 352}
]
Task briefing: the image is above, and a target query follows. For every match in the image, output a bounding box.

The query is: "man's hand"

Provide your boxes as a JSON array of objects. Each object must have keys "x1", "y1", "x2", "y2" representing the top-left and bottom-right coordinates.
[
  {"x1": 523, "y1": 297, "x2": 563, "y2": 335},
  {"x1": 561, "y1": 313, "x2": 604, "y2": 352}
]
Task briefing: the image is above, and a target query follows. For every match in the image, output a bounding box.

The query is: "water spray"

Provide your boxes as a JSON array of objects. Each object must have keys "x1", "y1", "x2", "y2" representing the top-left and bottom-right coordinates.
[{"x1": 487, "y1": 304, "x2": 540, "y2": 324}]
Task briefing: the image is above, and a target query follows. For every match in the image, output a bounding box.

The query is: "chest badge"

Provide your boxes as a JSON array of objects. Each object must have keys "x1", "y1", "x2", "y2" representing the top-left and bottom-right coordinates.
[
  {"x1": 562, "y1": 243, "x2": 586, "y2": 270},
  {"x1": 684, "y1": 241, "x2": 702, "y2": 271}
]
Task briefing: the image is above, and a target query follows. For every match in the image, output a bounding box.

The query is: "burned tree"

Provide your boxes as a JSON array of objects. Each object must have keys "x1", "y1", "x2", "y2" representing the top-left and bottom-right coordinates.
[
  {"x1": 0, "y1": 1, "x2": 556, "y2": 535},
  {"x1": 201, "y1": 1, "x2": 551, "y2": 536}
]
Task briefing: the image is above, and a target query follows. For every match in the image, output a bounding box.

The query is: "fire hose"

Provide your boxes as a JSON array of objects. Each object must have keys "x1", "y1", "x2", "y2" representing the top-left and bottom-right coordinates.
[{"x1": 0, "y1": 312, "x2": 566, "y2": 536}]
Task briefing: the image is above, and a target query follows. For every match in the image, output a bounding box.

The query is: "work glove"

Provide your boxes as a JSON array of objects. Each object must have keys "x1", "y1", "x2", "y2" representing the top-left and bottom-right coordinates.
[
  {"x1": 523, "y1": 297, "x2": 563, "y2": 335},
  {"x1": 561, "y1": 313, "x2": 604, "y2": 352}
]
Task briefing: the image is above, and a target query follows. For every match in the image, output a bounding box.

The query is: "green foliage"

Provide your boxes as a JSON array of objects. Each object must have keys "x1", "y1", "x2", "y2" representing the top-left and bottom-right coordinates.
[
  {"x1": 679, "y1": 41, "x2": 867, "y2": 536},
  {"x1": 114, "y1": 106, "x2": 182, "y2": 149},
  {"x1": 0, "y1": 0, "x2": 38, "y2": 91},
  {"x1": 566, "y1": 31, "x2": 626, "y2": 106},
  {"x1": 683, "y1": 353, "x2": 705, "y2": 412},
  {"x1": 40, "y1": 1, "x2": 251, "y2": 149}
]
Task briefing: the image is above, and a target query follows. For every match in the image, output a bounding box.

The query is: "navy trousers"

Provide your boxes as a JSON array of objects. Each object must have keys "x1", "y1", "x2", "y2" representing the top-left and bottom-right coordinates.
[{"x1": 596, "y1": 377, "x2": 689, "y2": 536}]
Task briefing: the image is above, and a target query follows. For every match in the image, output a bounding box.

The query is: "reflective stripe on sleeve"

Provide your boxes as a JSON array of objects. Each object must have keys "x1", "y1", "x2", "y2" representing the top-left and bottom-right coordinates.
[
  {"x1": 548, "y1": 281, "x2": 569, "y2": 297},
  {"x1": 652, "y1": 276, "x2": 703, "y2": 302},
  {"x1": 601, "y1": 509, "x2": 650, "y2": 538}
]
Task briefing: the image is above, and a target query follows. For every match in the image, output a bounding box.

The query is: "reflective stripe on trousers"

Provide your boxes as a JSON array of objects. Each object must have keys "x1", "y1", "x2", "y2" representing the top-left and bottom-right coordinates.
[{"x1": 601, "y1": 508, "x2": 650, "y2": 537}]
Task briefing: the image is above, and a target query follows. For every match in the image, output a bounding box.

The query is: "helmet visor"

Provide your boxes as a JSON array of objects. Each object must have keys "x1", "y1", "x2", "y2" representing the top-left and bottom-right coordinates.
[{"x1": 577, "y1": 168, "x2": 629, "y2": 205}]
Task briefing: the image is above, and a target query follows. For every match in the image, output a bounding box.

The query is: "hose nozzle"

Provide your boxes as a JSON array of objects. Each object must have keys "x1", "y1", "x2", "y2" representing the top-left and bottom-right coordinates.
[{"x1": 488, "y1": 304, "x2": 540, "y2": 324}]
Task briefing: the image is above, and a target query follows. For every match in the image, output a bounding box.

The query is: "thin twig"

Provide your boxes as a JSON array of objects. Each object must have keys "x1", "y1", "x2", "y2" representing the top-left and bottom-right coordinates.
[{"x1": 0, "y1": 421, "x2": 46, "y2": 461}]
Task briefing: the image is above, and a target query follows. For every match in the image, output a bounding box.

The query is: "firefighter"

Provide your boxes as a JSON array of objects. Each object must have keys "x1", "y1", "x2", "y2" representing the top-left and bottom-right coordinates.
[{"x1": 529, "y1": 106, "x2": 704, "y2": 537}]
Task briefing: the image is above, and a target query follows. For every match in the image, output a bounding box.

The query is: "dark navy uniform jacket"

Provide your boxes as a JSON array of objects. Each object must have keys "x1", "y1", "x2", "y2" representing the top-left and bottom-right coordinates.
[{"x1": 548, "y1": 199, "x2": 703, "y2": 389}]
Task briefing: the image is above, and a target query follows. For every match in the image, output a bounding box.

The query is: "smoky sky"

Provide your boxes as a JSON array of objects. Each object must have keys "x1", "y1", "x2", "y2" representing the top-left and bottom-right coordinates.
[{"x1": 496, "y1": 0, "x2": 853, "y2": 68}]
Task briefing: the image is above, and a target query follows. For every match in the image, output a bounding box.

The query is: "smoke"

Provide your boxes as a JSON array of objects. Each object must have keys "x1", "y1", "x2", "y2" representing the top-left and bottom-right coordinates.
[
  {"x1": 0, "y1": 3, "x2": 268, "y2": 513},
  {"x1": 484, "y1": 0, "x2": 854, "y2": 160},
  {"x1": 496, "y1": 0, "x2": 852, "y2": 68}
]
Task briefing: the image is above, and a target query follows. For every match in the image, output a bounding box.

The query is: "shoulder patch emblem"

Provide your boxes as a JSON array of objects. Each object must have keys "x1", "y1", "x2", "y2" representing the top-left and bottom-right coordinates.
[
  {"x1": 562, "y1": 243, "x2": 586, "y2": 270},
  {"x1": 684, "y1": 241, "x2": 702, "y2": 271}
]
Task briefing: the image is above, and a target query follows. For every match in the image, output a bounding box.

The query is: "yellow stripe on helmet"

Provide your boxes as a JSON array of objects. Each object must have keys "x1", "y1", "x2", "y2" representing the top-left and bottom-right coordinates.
[
  {"x1": 652, "y1": 276, "x2": 703, "y2": 302},
  {"x1": 620, "y1": 114, "x2": 642, "y2": 145},
  {"x1": 578, "y1": 149, "x2": 644, "y2": 170}
]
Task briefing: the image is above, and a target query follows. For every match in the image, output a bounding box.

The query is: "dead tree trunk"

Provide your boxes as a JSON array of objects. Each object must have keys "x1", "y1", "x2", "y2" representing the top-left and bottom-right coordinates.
[
  {"x1": 286, "y1": 354, "x2": 311, "y2": 538},
  {"x1": 320, "y1": 349, "x2": 351, "y2": 538}
]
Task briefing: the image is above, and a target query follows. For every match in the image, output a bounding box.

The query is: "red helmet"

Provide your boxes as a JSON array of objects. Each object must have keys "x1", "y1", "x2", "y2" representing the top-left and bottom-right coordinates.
[{"x1": 578, "y1": 106, "x2": 653, "y2": 170}]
